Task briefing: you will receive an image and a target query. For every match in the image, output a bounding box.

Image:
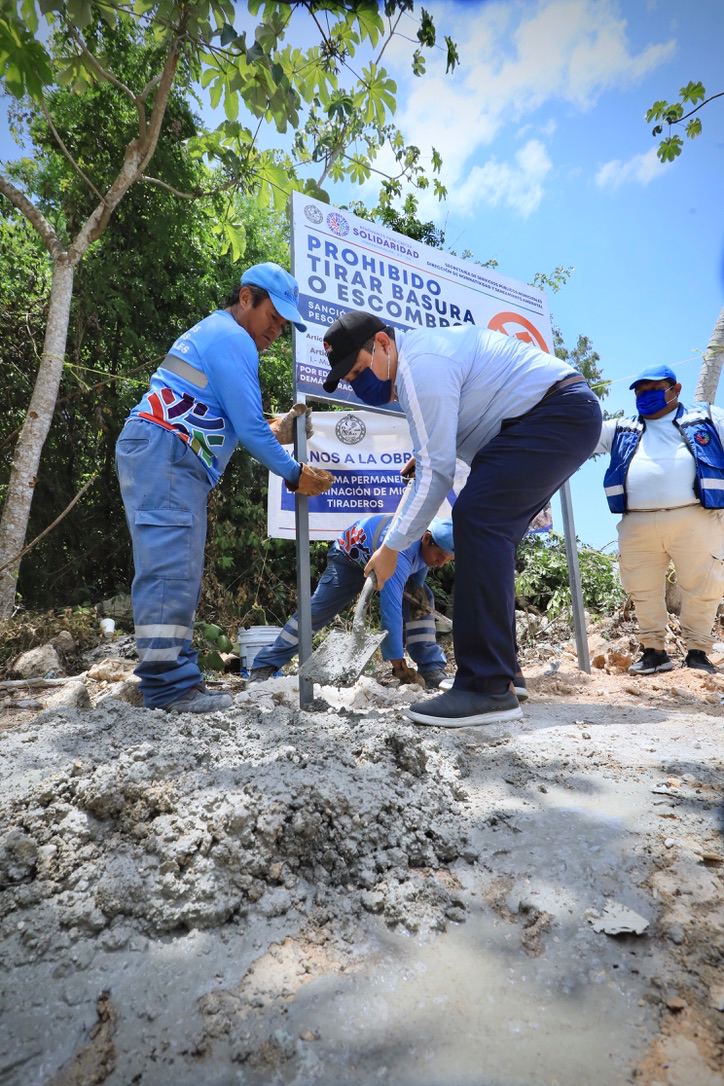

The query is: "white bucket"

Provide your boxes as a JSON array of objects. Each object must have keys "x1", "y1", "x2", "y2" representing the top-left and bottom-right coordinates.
[{"x1": 238, "y1": 625, "x2": 284, "y2": 669}]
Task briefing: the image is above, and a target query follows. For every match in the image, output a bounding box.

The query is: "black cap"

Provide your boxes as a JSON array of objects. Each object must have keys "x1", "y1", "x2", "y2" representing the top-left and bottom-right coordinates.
[{"x1": 322, "y1": 311, "x2": 386, "y2": 392}]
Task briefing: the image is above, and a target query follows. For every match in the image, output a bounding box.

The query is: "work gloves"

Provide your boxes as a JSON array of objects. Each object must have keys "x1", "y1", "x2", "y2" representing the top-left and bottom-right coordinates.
[
  {"x1": 269, "y1": 403, "x2": 313, "y2": 445},
  {"x1": 286, "y1": 463, "x2": 334, "y2": 496},
  {"x1": 390, "y1": 661, "x2": 426, "y2": 688}
]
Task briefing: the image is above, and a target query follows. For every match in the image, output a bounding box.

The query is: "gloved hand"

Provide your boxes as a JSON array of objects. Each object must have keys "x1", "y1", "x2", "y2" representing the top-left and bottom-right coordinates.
[
  {"x1": 286, "y1": 463, "x2": 334, "y2": 496},
  {"x1": 269, "y1": 403, "x2": 313, "y2": 445},
  {"x1": 390, "y1": 660, "x2": 426, "y2": 687}
]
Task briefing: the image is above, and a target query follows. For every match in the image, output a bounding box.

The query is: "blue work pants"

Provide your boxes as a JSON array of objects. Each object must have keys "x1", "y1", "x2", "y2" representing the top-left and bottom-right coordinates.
[
  {"x1": 254, "y1": 554, "x2": 445, "y2": 672},
  {"x1": 116, "y1": 418, "x2": 211, "y2": 707},
  {"x1": 452, "y1": 381, "x2": 602, "y2": 694}
]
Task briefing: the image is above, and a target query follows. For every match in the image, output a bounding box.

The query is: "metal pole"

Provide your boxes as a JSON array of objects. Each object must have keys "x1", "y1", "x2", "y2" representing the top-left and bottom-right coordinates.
[
  {"x1": 294, "y1": 409, "x2": 315, "y2": 708},
  {"x1": 558, "y1": 479, "x2": 591, "y2": 673}
]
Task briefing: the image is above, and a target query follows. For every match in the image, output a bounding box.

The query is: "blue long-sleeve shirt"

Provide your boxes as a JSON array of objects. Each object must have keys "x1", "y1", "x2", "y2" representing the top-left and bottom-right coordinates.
[
  {"x1": 331, "y1": 513, "x2": 430, "y2": 660},
  {"x1": 129, "y1": 309, "x2": 301, "y2": 487}
]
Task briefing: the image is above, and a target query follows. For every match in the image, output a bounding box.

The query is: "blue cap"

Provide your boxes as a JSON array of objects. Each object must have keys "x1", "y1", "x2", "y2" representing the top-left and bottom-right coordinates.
[
  {"x1": 240, "y1": 262, "x2": 306, "y2": 332},
  {"x1": 629, "y1": 365, "x2": 677, "y2": 389},
  {"x1": 429, "y1": 517, "x2": 454, "y2": 555}
]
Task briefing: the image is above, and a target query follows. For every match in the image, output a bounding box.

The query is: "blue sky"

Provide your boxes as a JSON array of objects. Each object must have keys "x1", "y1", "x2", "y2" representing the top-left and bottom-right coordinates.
[
  {"x1": 349, "y1": 0, "x2": 724, "y2": 549},
  {"x1": 2, "y1": 0, "x2": 722, "y2": 549}
]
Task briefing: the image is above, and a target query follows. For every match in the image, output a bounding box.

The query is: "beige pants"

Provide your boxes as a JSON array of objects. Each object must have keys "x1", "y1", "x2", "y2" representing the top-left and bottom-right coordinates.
[{"x1": 618, "y1": 505, "x2": 724, "y2": 652}]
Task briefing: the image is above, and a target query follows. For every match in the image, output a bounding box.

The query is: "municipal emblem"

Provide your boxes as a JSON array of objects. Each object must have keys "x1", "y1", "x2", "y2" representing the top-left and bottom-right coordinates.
[
  {"x1": 335, "y1": 414, "x2": 366, "y2": 445},
  {"x1": 326, "y1": 211, "x2": 349, "y2": 237},
  {"x1": 694, "y1": 430, "x2": 710, "y2": 445},
  {"x1": 304, "y1": 204, "x2": 323, "y2": 224}
]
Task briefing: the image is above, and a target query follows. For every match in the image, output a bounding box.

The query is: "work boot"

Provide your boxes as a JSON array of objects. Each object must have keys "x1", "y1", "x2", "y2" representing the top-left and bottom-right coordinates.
[
  {"x1": 406, "y1": 688, "x2": 523, "y2": 728},
  {"x1": 419, "y1": 668, "x2": 448, "y2": 689},
  {"x1": 683, "y1": 650, "x2": 717, "y2": 674},
  {"x1": 628, "y1": 648, "x2": 674, "y2": 675},
  {"x1": 248, "y1": 665, "x2": 278, "y2": 683},
  {"x1": 165, "y1": 685, "x2": 233, "y2": 714}
]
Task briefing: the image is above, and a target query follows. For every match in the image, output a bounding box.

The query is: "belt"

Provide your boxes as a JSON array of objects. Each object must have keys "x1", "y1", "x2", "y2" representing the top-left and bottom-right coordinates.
[{"x1": 540, "y1": 373, "x2": 586, "y2": 401}]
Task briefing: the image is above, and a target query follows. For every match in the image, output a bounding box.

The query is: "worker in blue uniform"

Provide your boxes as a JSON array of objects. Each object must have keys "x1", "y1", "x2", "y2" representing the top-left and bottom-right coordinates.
[
  {"x1": 249, "y1": 514, "x2": 455, "y2": 688},
  {"x1": 116, "y1": 263, "x2": 333, "y2": 713}
]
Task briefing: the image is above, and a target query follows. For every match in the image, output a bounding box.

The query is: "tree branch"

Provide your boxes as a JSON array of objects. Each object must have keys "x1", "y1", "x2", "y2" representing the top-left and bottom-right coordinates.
[
  {"x1": 674, "y1": 90, "x2": 724, "y2": 125},
  {"x1": 0, "y1": 473, "x2": 99, "y2": 577},
  {"x1": 68, "y1": 20, "x2": 186, "y2": 261},
  {"x1": 39, "y1": 100, "x2": 106, "y2": 204},
  {"x1": 69, "y1": 26, "x2": 147, "y2": 132},
  {"x1": 0, "y1": 174, "x2": 65, "y2": 260}
]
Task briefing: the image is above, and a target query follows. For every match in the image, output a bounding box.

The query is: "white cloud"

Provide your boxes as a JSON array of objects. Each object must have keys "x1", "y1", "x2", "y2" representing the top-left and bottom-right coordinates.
[
  {"x1": 389, "y1": 0, "x2": 676, "y2": 216},
  {"x1": 454, "y1": 139, "x2": 552, "y2": 217},
  {"x1": 595, "y1": 147, "x2": 669, "y2": 188}
]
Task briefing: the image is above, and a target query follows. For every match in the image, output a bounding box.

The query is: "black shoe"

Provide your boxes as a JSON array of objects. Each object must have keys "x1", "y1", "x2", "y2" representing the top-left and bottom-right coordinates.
[
  {"x1": 405, "y1": 688, "x2": 523, "y2": 728},
  {"x1": 248, "y1": 666, "x2": 278, "y2": 683},
  {"x1": 628, "y1": 648, "x2": 674, "y2": 675},
  {"x1": 684, "y1": 650, "x2": 717, "y2": 674},
  {"x1": 419, "y1": 668, "x2": 448, "y2": 689},
  {"x1": 513, "y1": 670, "x2": 529, "y2": 701}
]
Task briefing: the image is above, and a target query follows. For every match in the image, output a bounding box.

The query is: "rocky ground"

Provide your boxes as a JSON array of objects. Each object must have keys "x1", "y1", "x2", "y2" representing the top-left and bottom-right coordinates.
[{"x1": 0, "y1": 624, "x2": 722, "y2": 1086}]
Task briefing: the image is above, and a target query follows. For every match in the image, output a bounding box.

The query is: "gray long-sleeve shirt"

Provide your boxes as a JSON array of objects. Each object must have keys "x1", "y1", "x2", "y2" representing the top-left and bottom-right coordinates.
[{"x1": 383, "y1": 325, "x2": 573, "y2": 552}]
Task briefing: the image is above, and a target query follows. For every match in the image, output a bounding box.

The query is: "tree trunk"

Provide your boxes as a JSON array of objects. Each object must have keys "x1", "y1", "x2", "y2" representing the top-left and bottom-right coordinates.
[
  {"x1": 0, "y1": 258, "x2": 75, "y2": 617},
  {"x1": 694, "y1": 305, "x2": 724, "y2": 403}
]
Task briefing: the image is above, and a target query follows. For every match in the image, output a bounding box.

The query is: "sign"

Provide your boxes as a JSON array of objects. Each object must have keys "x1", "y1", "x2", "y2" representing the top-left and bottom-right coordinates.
[
  {"x1": 267, "y1": 412, "x2": 469, "y2": 540},
  {"x1": 290, "y1": 191, "x2": 553, "y2": 410}
]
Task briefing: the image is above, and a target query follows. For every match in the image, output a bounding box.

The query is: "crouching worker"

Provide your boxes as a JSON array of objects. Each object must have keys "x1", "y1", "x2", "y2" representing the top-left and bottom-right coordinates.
[
  {"x1": 249, "y1": 514, "x2": 455, "y2": 687},
  {"x1": 116, "y1": 263, "x2": 333, "y2": 714}
]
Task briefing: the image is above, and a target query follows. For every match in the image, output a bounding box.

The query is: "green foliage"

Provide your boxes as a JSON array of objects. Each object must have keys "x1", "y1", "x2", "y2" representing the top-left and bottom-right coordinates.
[
  {"x1": 553, "y1": 328, "x2": 609, "y2": 399},
  {"x1": 646, "y1": 81, "x2": 721, "y2": 162},
  {"x1": 515, "y1": 535, "x2": 624, "y2": 619}
]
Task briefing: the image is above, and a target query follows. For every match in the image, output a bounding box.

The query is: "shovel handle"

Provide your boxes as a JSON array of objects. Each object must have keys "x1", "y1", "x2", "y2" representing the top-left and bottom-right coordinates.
[{"x1": 352, "y1": 574, "x2": 377, "y2": 630}]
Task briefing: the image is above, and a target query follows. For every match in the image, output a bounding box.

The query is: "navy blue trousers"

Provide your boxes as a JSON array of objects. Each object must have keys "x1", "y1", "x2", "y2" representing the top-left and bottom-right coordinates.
[{"x1": 452, "y1": 381, "x2": 602, "y2": 694}]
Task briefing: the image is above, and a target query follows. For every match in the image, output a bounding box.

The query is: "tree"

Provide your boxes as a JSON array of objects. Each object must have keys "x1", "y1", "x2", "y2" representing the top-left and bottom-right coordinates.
[
  {"x1": 646, "y1": 81, "x2": 723, "y2": 163},
  {"x1": 0, "y1": 1, "x2": 456, "y2": 617},
  {"x1": 645, "y1": 82, "x2": 723, "y2": 402},
  {"x1": 694, "y1": 307, "x2": 724, "y2": 405}
]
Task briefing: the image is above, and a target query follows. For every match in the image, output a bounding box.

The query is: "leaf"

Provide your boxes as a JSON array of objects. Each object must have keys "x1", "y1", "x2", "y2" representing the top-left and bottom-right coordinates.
[
  {"x1": 417, "y1": 8, "x2": 436, "y2": 47},
  {"x1": 219, "y1": 22, "x2": 237, "y2": 47},
  {"x1": 411, "y1": 49, "x2": 425, "y2": 77},
  {"x1": 686, "y1": 117, "x2": 702, "y2": 139},
  {"x1": 224, "y1": 87, "x2": 239, "y2": 121},
  {"x1": 445, "y1": 36, "x2": 459, "y2": 74},
  {"x1": 657, "y1": 135, "x2": 682, "y2": 162},
  {"x1": 645, "y1": 100, "x2": 668, "y2": 123},
  {"x1": 353, "y1": 2, "x2": 383, "y2": 46},
  {"x1": 679, "y1": 80, "x2": 705, "y2": 104}
]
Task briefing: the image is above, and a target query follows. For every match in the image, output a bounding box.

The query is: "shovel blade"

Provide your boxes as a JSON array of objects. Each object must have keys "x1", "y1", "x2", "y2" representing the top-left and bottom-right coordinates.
[{"x1": 298, "y1": 627, "x2": 385, "y2": 687}]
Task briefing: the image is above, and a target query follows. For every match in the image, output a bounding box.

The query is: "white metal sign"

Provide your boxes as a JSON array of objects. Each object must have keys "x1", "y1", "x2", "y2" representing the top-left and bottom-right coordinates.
[{"x1": 290, "y1": 190, "x2": 554, "y2": 409}]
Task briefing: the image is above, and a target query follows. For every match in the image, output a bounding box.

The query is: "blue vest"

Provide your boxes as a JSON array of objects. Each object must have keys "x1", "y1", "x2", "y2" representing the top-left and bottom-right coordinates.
[{"x1": 603, "y1": 403, "x2": 724, "y2": 513}]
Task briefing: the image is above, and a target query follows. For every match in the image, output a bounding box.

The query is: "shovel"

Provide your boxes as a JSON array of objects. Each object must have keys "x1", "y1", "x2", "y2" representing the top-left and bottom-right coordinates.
[{"x1": 297, "y1": 575, "x2": 384, "y2": 687}]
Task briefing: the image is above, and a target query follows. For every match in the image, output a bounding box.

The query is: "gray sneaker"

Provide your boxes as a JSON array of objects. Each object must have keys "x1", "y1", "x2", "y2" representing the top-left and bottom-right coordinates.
[
  {"x1": 406, "y1": 688, "x2": 522, "y2": 728},
  {"x1": 165, "y1": 686, "x2": 233, "y2": 713}
]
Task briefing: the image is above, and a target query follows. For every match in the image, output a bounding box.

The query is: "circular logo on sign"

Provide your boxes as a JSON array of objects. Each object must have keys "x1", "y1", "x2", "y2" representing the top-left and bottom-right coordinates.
[
  {"x1": 327, "y1": 211, "x2": 349, "y2": 237},
  {"x1": 335, "y1": 414, "x2": 366, "y2": 445},
  {"x1": 304, "y1": 204, "x2": 323, "y2": 224},
  {"x1": 488, "y1": 311, "x2": 550, "y2": 352}
]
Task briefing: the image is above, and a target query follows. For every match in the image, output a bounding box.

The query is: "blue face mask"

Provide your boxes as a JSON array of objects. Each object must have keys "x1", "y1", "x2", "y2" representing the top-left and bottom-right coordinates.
[
  {"x1": 635, "y1": 388, "x2": 671, "y2": 416},
  {"x1": 349, "y1": 366, "x2": 392, "y2": 406}
]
